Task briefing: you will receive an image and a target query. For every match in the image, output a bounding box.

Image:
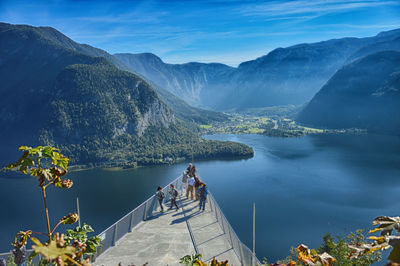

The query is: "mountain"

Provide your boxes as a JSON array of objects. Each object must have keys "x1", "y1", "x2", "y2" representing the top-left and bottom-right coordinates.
[
  {"x1": 347, "y1": 31, "x2": 400, "y2": 62},
  {"x1": 144, "y1": 80, "x2": 228, "y2": 124},
  {"x1": 114, "y1": 53, "x2": 234, "y2": 107},
  {"x1": 219, "y1": 38, "x2": 366, "y2": 109},
  {"x1": 115, "y1": 29, "x2": 400, "y2": 111},
  {"x1": 296, "y1": 51, "x2": 400, "y2": 134},
  {"x1": 0, "y1": 23, "x2": 253, "y2": 165}
]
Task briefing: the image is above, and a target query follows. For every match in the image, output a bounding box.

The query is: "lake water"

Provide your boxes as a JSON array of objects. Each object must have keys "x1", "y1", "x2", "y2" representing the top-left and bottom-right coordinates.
[{"x1": 1, "y1": 133, "x2": 400, "y2": 262}]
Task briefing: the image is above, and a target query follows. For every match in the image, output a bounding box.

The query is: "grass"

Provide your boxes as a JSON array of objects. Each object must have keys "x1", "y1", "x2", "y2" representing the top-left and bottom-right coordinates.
[
  {"x1": 200, "y1": 113, "x2": 364, "y2": 137},
  {"x1": 199, "y1": 124, "x2": 212, "y2": 129}
]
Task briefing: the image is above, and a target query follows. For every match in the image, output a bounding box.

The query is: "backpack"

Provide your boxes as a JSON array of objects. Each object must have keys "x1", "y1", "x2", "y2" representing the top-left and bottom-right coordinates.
[{"x1": 173, "y1": 189, "x2": 178, "y2": 197}]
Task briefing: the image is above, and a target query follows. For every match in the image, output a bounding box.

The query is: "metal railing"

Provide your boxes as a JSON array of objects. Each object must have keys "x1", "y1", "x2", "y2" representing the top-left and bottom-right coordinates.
[
  {"x1": 0, "y1": 251, "x2": 43, "y2": 264},
  {"x1": 206, "y1": 192, "x2": 261, "y2": 266},
  {"x1": 92, "y1": 175, "x2": 184, "y2": 260}
]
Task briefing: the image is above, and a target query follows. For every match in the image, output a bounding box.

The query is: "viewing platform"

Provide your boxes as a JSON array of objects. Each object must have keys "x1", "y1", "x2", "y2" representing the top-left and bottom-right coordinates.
[
  {"x1": 92, "y1": 176, "x2": 260, "y2": 265},
  {"x1": 94, "y1": 198, "x2": 240, "y2": 265}
]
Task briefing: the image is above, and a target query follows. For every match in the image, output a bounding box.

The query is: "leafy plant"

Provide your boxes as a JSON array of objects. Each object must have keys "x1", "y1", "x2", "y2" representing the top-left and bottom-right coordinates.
[
  {"x1": 264, "y1": 229, "x2": 382, "y2": 266},
  {"x1": 180, "y1": 254, "x2": 203, "y2": 265},
  {"x1": 318, "y1": 230, "x2": 381, "y2": 265},
  {"x1": 2, "y1": 145, "x2": 101, "y2": 265},
  {"x1": 349, "y1": 216, "x2": 400, "y2": 265},
  {"x1": 180, "y1": 254, "x2": 228, "y2": 266},
  {"x1": 64, "y1": 223, "x2": 101, "y2": 255}
]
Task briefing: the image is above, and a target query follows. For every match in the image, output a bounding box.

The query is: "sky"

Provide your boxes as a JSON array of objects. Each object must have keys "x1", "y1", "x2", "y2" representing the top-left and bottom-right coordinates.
[{"x1": 1, "y1": 0, "x2": 400, "y2": 66}]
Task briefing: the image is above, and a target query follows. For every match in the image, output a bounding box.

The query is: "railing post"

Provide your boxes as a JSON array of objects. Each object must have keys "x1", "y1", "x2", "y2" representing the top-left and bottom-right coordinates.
[
  {"x1": 112, "y1": 224, "x2": 118, "y2": 246},
  {"x1": 219, "y1": 210, "x2": 225, "y2": 233},
  {"x1": 227, "y1": 218, "x2": 234, "y2": 247},
  {"x1": 207, "y1": 196, "x2": 213, "y2": 212},
  {"x1": 143, "y1": 201, "x2": 148, "y2": 221},
  {"x1": 213, "y1": 198, "x2": 219, "y2": 222},
  {"x1": 129, "y1": 211, "x2": 135, "y2": 232},
  {"x1": 238, "y1": 240, "x2": 245, "y2": 265}
]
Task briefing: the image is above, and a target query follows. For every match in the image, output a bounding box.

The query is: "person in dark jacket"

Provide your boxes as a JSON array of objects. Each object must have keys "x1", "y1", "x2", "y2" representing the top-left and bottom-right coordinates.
[
  {"x1": 186, "y1": 163, "x2": 194, "y2": 177},
  {"x1": 194, "y1": 175, "x2": 201, "y2": 201},
  {"x1": 155, "y1": 186, "x2": 165, "y2": 212},
  {"x1": 198, "y1": 183, "x2": 208, "y2": 211},
  {"x1": 191, "y1": 165, "x2": 198, "y2": 177},
  {"x1": 168, "y1": 184, "x2": 179, "y2": 211}
]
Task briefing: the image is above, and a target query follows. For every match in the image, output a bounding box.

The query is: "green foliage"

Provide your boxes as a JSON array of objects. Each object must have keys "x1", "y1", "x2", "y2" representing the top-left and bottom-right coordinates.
[
  {"x1": 179, "y1": 254, "x2": 229, "y2": 266},
  {"x1": 64, "y1": 223, "x2": 101, "y2": 255},
  {"x1": 5, "y1": 255, "x2": 36, "y2": 266},
  {"x1": 349, "y1": 216, "x2": 400, "y2": 265},
  {"x1": 180, "y1": 254, "x2": 203, "y2": 265},
  {"x1": 43, "y1": 122, "x2": 253, "y2": 168},
  {"x1": 4, "y1": 145, "x2": 70, "y2": 185},
  {"x1": 317, "y1": 230, "x2": 381, "y2": 265}
]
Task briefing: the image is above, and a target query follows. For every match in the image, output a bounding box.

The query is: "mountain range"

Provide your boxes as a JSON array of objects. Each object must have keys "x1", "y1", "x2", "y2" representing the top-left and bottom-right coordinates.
[
  {"x1": 115, "y1": 29, "x2": 400, "y2": 111},
  {"x1": 113, "y1": 28, "x2": 400, "y2": 134},
  {"x1": 1, "y1": 21, "x2": 399, "y2": 165},
  {"x1": 0, "y1": 22, "x2": 253, "y2": 165}
]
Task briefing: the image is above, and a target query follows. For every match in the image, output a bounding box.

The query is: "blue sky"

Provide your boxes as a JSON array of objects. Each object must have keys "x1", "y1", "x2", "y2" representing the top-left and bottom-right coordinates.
[{"x1": 1, "y1": 0, "x2": 400, "y2": 66}]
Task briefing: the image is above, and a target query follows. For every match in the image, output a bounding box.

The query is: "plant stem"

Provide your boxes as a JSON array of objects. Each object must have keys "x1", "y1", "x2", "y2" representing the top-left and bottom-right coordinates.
[
  {"x1": 41, "y1": 186, "x2": 52, "y2": 242},
  {"x1": 51, "y1": 220, "x2": 63, "y2": 235},
  {"x1": 65, "y1": 255, "x2": 82, "y2": 266}
]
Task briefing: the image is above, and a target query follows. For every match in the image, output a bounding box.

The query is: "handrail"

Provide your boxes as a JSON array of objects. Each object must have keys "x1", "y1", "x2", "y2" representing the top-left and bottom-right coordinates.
[
  {"x1": 207, "y1": 191, "x2": 262, "y2": 265},
  {"x1": 93, "y1": 175, "x2": 184, "y2": 260},
  {"x1": 96, "y1": 174, "x2": 183, "y2": 238}
]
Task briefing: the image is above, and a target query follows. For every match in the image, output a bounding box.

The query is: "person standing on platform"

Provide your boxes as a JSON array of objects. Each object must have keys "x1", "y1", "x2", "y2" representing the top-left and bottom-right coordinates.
[
  {"x1": 198, "y1": 183, "x2": 208, "y2": 211},
  {"x1": 187, "y1": 175, "x2": 195, "y2": 200},
  {"x1": 168, "y1": 184, "x2": 179, "y2": 211},
  {"x1": 155, "y1": 186, "x2": 165, "y2": 212},
  {"x1": 182, "y1": 170, "x2": 189, "y2": 194},
  {"x1": 186, "y1": 163, "x2": 194, "y2": 176},
  {"x1": 193, "y1": 166, "x2": 200, "y2": 200}
]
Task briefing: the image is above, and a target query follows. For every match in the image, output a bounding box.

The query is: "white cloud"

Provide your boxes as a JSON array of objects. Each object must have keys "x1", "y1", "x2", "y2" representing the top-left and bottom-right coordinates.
[{"x1": 238, "y1": 0, "x2": 400, "y2": 18}]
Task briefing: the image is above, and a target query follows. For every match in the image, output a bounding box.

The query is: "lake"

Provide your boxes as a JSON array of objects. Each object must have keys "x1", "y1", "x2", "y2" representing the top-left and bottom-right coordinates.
[{"x1": 1, "y1": 133, "x2": 400, "y2": 262}]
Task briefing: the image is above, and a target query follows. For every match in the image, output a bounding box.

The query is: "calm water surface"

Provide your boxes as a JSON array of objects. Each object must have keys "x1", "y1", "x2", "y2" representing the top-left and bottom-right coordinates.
[{"x1": 1, "y1": 134, "x2": 400, "y2": 262}]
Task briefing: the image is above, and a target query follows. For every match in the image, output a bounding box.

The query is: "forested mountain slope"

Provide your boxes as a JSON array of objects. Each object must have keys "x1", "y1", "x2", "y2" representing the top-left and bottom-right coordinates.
[
  {"x1": 0, "y1": 23, "x2": 253, "y2": 165},
  {"x1": 296, "y1": 51, "x2": 400, "y2": 134}
]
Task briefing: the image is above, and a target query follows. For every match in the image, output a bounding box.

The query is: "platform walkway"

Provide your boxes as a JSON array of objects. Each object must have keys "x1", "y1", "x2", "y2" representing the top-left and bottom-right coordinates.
[{"x1": 94, "y1": 195, "x2": 241, "y2": 265}]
